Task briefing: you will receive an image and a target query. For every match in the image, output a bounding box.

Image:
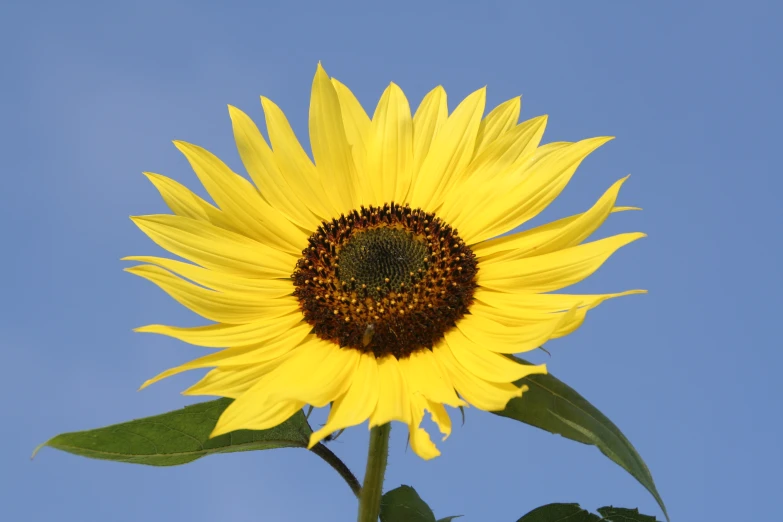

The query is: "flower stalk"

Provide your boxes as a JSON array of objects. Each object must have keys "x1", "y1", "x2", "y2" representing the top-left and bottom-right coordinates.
[
  {"x1": 356, "y1": 423, "x2": 391, "y2": 522},
  {"x1": 310, "y1": 442, "x2": 361, "y2": 498}
]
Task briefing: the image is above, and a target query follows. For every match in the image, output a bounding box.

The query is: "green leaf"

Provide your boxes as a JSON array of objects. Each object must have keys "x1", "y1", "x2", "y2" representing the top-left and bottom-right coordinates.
[
  {"x1": 516, "y1": 503, "x2": 659, "y2": 522},
  {"x1": 33, "y1": 398, "x2": 312, "y2": 466},
  {"x1": 436, "y1": 517, "x2": 463, "y2": 522},
  {"x1": 493, "y1": 356, "x2": 669, "y2": 521},
  {"x1": 597, "y1": 506, "x2": 658, "y2": 521},
  {"x1": 516, "y1": 503, "x2": 600, "y2": 522},
  {"x1": 380, "y1": 485, "x2": 436, "y2": 522}
]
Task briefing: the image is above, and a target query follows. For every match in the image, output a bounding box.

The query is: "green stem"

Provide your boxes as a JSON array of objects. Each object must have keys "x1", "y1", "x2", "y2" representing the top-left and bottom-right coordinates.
[
  {"x1": 357, "y1": 423, "x2": 391, "y2": 522},
  {"x1": 310, "y1": 442, "x2": 361, "y2": 498}
]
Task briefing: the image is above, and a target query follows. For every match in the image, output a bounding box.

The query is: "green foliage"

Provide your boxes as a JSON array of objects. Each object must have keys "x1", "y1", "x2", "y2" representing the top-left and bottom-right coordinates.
[
  {"x1": 380, "y1": 485, "x2": 435, "y2": 522},
  {"x1": 493, "y1": 356, "x2": 668, "y2": 521},
  {"x1": 378, "y1": 491, "x2": 657, "y2": 522},
  {"x1": 516, "y1": 503, "x2": 658, "y2": 522},
  {"x1": 33, "y1": 398, "x2": 311, "y2": 466},
  {"x1": 379, "y1": 485, "x2": 462, "y2": 522},
  {"x1": 381, "y1": 486, "x2": 437, "y2": 522},
  {"x1": 596, "y1": 506, "x2": 658, "y2": 521},
  {"x1": 517, "y1": 503, "x2": 600, "y2": 522}
]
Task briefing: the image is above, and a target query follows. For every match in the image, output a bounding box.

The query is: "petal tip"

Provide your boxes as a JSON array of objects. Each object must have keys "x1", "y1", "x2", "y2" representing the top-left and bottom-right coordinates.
[
  {"x1": 613, "y1": 205, "x2": 642, "y2": 212},
  {"x1": 132, "y1": 324, "x2": 157, "y2": 333},
  {"x1": 209, "y1": 425, "x2": 228, "y2": 439},
  {"x1": 315, "y1": 62, "x2": 329, "y2": 79},
  {"x1": 419, "y1": 449, "x2": 441, "y2": 461},
  {"x1": 172, "y1": 140, "x2": 197, "y2": 156},
  {"x1": 260, "y1": 96, "x2": 279, "y2": 113}
]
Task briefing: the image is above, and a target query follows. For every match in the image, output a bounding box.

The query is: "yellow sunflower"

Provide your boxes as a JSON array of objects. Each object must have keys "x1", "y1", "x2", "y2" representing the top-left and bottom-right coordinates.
[{"x1": 126, "y1": 63, "x2": 644, "y2": 460}]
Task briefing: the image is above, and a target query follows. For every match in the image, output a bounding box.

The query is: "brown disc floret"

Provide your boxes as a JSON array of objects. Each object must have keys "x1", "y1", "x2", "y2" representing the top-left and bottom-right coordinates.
[{"x1": 293, "y1": 203, "x2": 478, "y2": 359}]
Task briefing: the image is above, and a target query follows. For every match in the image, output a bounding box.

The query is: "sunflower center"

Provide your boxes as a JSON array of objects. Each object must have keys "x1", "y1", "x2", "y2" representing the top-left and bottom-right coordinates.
[
  {"x1": 337, "y1": 228, "x2": 429, "y2": 300},
  {"x1": 293, "y1": 203, "x2": 478, "y2": 359}
]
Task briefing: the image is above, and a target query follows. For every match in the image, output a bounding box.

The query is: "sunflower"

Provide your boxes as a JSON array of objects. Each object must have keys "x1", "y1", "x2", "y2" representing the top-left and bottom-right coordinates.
[{"x1": 126, "y1": 64, "x2": 644, "y2": 460}]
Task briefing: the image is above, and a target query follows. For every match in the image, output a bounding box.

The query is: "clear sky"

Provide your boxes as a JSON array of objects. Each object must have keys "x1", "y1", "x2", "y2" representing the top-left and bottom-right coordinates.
[{"x1": 3, "y1": 1, "x2": 781, "y2": 521}]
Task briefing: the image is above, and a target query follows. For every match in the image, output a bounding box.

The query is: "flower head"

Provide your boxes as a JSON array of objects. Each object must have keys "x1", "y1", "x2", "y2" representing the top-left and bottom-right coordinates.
[{"x1": 127, "y1": 64, "x2": 644, "y2": 459}]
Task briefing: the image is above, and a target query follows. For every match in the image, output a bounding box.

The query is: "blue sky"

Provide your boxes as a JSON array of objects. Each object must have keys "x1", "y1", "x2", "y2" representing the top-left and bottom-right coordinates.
[{"x1": 3, "y1": 1, "x2": 781, "y2": 520}]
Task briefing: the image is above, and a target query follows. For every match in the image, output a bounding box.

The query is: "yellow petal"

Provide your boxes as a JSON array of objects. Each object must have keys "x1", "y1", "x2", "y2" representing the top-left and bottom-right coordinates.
[
  {"x1": 144, "y1": 173, "x2": 250, "y2": 234},
  {"x1": 477, "y1": 232, "x2": 645, "y2": 293},
  {"x1": 173, "y1": 141, "x2": 306, "y2": 254},
  {"x1": 456, "y1": 309, "x2": 574, "y2": 353},
  {"x1": 143, "y1": 172, "x2": 211, "y2": 221},
  {"x1": 308, "y1": 352, "x2": 380, "y2": 447},
  {"x1": 130, "y1": 214, "x2": 296, "y2": 278},
  {"x1": 184, "y1": 359, "x2": 289, "y2": 398},
  {"x1": 473, "y1": 96, "x2": 521, "y2": 156},
  {"x1": 331, "y1": 78, "x2": 372, "y2": 198},
  {"x1": 474, "y1": 207, "x2": 634, "y2": 260},
  {"x1": 309, "y1": 64, "x2": 361, "y2": 214},
  {"x1": 472, "y1": 290, "x2": 645, "y2": 329},
  {"x1": 200, "y1": 323, "x2": 311, "y2": 366},
  {"x1": 468, "y1": 115, "x2": 548, "y2": 183},
  {"x1": 212, "y1": 396, "x2": 306, "y2": 436},
  {"x1": 260, "y1": 96, "x2": 333, "y2": 219},
  {"x1": 140, "y1": 322, "x2": 311, "y2": 389},
  {"x1": 441, "y1": 115, "x2": 547, "y2": 225},
  {"x1": 369, "y1": 355, "x2": 411, "y2": 426},
  {"x1": 475, "y1": 176, "x2": 632, "y2": 261},
  {"x1": 407, "y1": 394, "x2": 441, "y2": 460},
  {"x1": 475, "y1": 287, "x2": 646, "y2": 312},
  {"x1": 125, "y1": 265, "x2": 298, "y2": 324},
  {"x1": 547, "y1": 292, "x2": 645, "y2": 339},
  {"x1": 460, "y1": 137, "x2": 613, "y2": 244},
  {"x1": 444, "y1": 328, "x2": 545, "y2": 382},
  {"x1": 398, "y1": 349, "x2": 465, "y2": 407},
  {"x1": 433, "y1": 345, "x2": 534, "y2": 411},
  {"x1": 425, "y1": 399, "x2": 452, "y2": 440},
  {"x1": 228, "y1": 105, "x2": 320, "y2": 231},
  {"x1": 212, "y1": 336, "x2": 358, "y2": 433},
  {"x1": 409, "y1": 87, "x2": 486, "y2": 211},
  {"x1": 367, "y1": 82, "x2": 413, "y2": 205},
  {"x1": 134, "y1": 312, "x2": 305, "y2": 348},
  {"x1": 260, "y1": 336, "x2": 361, "y2": 407},
  {"x1": 121, "y1": 256, "x2": 293, "y2": 297},
  {"x1": 549, "y1": 308, "x2": 589, "y2": 339},
  {"x1": 410, "y1": 86, "x2": 448, "y2": 203}
]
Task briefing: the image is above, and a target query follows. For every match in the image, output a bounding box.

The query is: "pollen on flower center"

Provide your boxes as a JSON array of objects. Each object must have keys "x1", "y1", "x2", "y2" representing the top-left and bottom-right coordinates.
[{"x1": 293, "y1": 203, "x2": 478, "y2": 359}]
